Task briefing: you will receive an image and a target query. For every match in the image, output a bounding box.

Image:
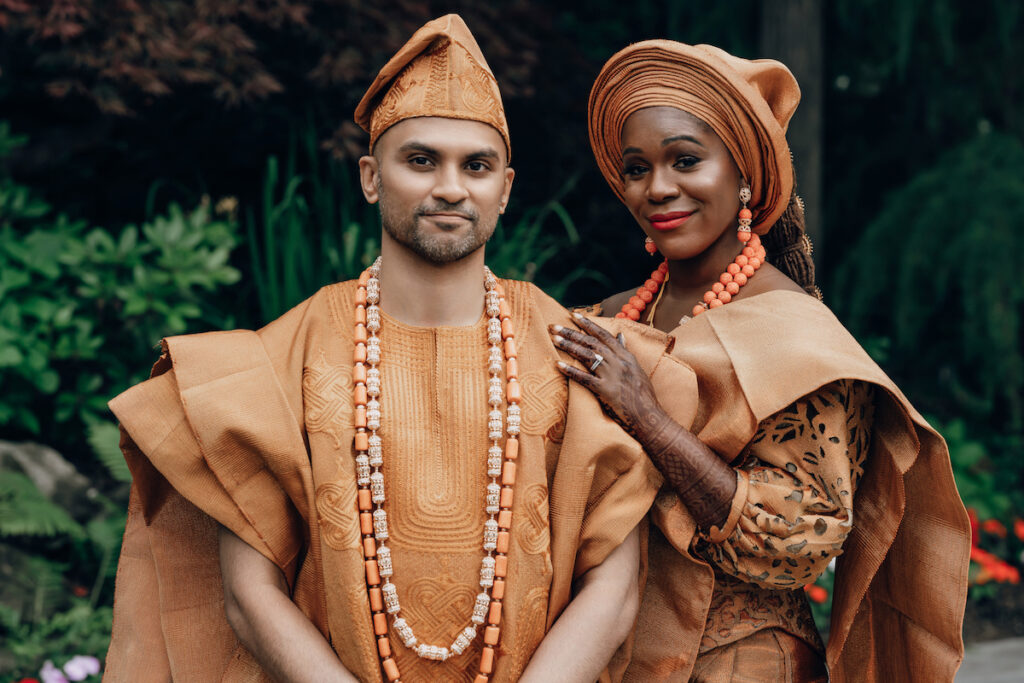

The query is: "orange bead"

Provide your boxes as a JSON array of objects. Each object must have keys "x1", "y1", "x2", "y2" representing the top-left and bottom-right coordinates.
[
  {"x1": 492, "y1": 578, "x2": 506, "y2": 600},
  {"x1": 501, "y1": 318, "x2": 514, "y2": 340},
  {"x1": 739, "y1": 208, "x2": 752, "y2": 220},
  {"x1": 496, "y1": 531, "x2": 511, "y2": 553},
  {"x1": 506, "y1": 380, "x2": 521, "y2": 403},
  {"x1": 644, "y1": 279, "x2": 660, "y2": 292},
  {"x1": 354, "y1": 384, "x2": 368, "y2": 407},
  {"x1": 703, "y1": 291, "x2": 717, "y2": 304},
  {"x1": 354, "y1": 306, "x2": 366, "y2": 325},
  {"x1": 506, "y1": 358, "x2": 518, "y2": 379},
  {"x1": 377, "y1": 636, "x2": 392, "y2": 659},
  {"x1": 651, "y1": 270, "x2": 666, "y2": 283},
  {"x1": 725, "y1": 282, "x2": 740, "y2": 295},
  {"x1": 474, "y1": 676, "x2": 489, "y2": 683},
  {"x1": 735, "y1": 254, "x2": 749, "y2": 267},
  {"x1": 484, "y1": 626, "x2": 501, "y2": 646},
  {"x1": 734, "y1": 273, "x2": 748, "y2": 286},
  {"x1": 363, "y1": 536, "x2": 377, "y2": 557},
  {"x1": 369, "y1": 586, "x2": 384, "y2": 611},
  {"x1": 615, "y1": 312, "x2": 627, "y2": 319},
  {"x1": 382, "y1": 658, "x2": 400, "y2": 682},
  {"x1": 355, "y1": 431, "x2": 369, "y2": 451},
  {"x1": 494, "y1": 554, "x2": 509, "y2": 578},
  {"x1": 355, "y1": 288, "x2": 368, "y2": 306},
  {"x1": 629, "y1": 295, "x2": 644, "y2": 309},
  {"x1": 504, "y1": 338, "x2": 517, "y2": 359},
  {"x1": 638, "y1": 289, "x2": 653, "y2": 303},
  {"x1": 353, "y1": 362, "x2": 367, "y2": 384},
  {"x1": 500, "y1": 486, "x2": 514, "y2": 508},
  {"x1": 358, "y1": 271, "x2": 371, "y2": 286},
  {"x1": 366, "y1": 560, "x2": 381, "y2": 586},
  {"x1": 498, "y1": 299, "x2": 512, "y2": 320},
  {"x1": 748, "y1": 234, "x2": 761, "y2": 247},
  {"x1": 480, "y1": 646, "x2": 496, "y2": 674},
  {"x1": 717, "y1": 291, "x2": 732, "y2": 303},
  {"x1": 502, "y1": 460, "x2": 517, "y2": 486},
  {"x1": 742, "y1": 246, "x2": 755, "y2": 258},
  {"x1": 505, "y1": 437, "x2": 519, "y2": 460},
  {"x1": 354, "y1": 343, "x2": 367, "y2": 364},
  {"x1": 743, "y1": 264, "x2": 757, "y2": 277},
  {"x1": 497, "y1": 509, "x2": 513, "y2": 530},
  {"x1": 355, "y1": 405, "x2": 367, "y2": 428},
  {"x1": 727, "y1": 263, "x2": 741, "y2": 275},
  {"x1": 360, "y1": 512, "x2": 373, "y2": 535},
  {"x1": 488, "y1": 600, "x2": 503, "y2": 625},
  {"x1": 626, "y1": 308, "x2": 641, "y2": 321},
  {"x1": 354, "y1": 324, "x2": 368, "y2": 344},
  {"x1": 658, "y1": 261, "x2": 669, "y2": 273},
  {"x1": 750, "y1": 256, "x2": 762, "y2": 269},
  {"x1": 738, "y1": 230, "x2": 752, "y2": 242},
  {"x1": 692, "y1": 304, "x2": 706, "y2": 317},
  {"x1": 719, "y1": 272, "x2": 733, "y2": 284},
  {"x1": 712, "y1": 282, "x2": 725, "y2": 294},
  {"x1": 709, "y1": 298, "x2": 724, "y2": 308},
  {"x1": 358, "y1": 488, "x2": 372, "y2": 511}
]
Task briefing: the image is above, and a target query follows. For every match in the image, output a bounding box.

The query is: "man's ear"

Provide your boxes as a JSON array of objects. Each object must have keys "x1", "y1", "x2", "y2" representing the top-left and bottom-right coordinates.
[
  {"x1": 499, "y1": 166, "x2": 515, "y2": 214},
  {"x1": 359, "y1": 155, "x2": 380, "y2": 204}
]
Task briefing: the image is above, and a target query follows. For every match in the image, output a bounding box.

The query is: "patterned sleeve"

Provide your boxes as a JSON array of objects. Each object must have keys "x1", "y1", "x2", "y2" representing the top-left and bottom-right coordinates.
[{"x1": 692, "y1": 379, "x2": 875, "y2": 589}]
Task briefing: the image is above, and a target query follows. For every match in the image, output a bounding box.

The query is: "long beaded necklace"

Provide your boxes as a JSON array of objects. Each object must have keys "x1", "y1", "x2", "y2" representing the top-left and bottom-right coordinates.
[
  {"x1": 616, "y1": 193, "x2": 767, "y2": 324},
  {"x1": 352, "y1": 257, "x2": 521, "y2": 683}
]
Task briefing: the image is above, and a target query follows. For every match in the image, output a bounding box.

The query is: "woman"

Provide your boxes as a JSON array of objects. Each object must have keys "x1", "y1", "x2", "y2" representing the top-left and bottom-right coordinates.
[{"x1": 549, "y1": 41, "x2": 970, "y2": 682}]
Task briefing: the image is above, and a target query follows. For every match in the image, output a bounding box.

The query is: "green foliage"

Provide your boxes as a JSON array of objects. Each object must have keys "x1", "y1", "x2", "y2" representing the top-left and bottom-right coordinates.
[
  {"x1": 0, "y1": 121, "x2": 241, "y2": 441},
  {"x1": 941, "y1": 418, "x2": 1014, "y2": 521},
  {"x1": 0, "y1": 473, "x2": 83, "y2": 539},
  {"x1": 0, "y1": 600, "x2": 112, "y2": 679},
  {"x1": 835, "y1": 132, "x2": 1024, "y2": 508}
]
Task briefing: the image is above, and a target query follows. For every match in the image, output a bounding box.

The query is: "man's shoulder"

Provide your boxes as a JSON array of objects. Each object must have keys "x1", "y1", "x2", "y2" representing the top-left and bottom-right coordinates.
[{"x1": 497, "y1": 278, "x2": 573, "y2": 327}]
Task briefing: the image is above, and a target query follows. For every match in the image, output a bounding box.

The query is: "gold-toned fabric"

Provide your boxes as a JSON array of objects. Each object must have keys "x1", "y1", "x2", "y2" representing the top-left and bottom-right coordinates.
[
  {"x1": 585, "y1": 292, "x2": 970, "y2": 682},
  {"x1": 694, "y1": 379, "x2": 876, "y2": 589},
  {"x1": 104, "y1": 280, "x2": 697, "y2": 682},
  {"x1": 588, "y1": 41, "x2": 800, "y2": 233},
  {"x1": 690, "y1": 628, "x2": 827, "y2": 683},
  {"x1": 354, "y1": 14, "x2": 510, "y2": 158}
]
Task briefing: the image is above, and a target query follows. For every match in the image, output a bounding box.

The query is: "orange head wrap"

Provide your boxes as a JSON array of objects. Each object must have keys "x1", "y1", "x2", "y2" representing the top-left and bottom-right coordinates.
[
  {"x1": 354, "y1": 14, "x2": 510, "y2": 160},
  {"x1": 588, "y1": 41, "x2": 800, "y2": 234}
]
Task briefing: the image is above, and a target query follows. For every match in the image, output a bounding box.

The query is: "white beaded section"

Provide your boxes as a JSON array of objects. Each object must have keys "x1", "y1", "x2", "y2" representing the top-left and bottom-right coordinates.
[
  {"x1": 471, "y1": 592, "x2": 490, "y2": 625},
  {"x1": 378, "y1": 545, "x2": 393, "y2": 577},
  {"x1": 370, "y1": 472, "x2": 385, "y2": 504},
  {"x1": 368, "y1": 434, "x2": 382, "y2": 467},
  {"x1": 480, "y1": 556, "x2": 495, "y2": 588},
  {"x1": 382, "y1": 582, "x2": 400, "y2": 614},
  {"x1": 373, "y1": 509, "x2": 388, "y2": 540},
  {"x1": 483, "y1": 518, "x2": 498, "y2": 551},
  {"x1": 486, "y1": 482, "x2": 501, "y2": 514},
  {"x1": 487, "y1": 445, "x2": 503, "y2": 477}
]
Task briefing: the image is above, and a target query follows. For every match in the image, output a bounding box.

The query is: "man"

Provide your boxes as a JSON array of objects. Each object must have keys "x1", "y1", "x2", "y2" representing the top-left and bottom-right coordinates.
[{"x1": 104, "y1": 15, "x2": 697, "y2": 682}]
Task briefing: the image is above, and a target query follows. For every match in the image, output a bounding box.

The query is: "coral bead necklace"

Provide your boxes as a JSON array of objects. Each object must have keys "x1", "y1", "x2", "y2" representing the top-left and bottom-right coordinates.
[
  {"x1": 352, "y1": 257, "x2": 521, "y2": 683},
  {"x1": 617, "y1": 199, "x2": 767, "y2": 324}
]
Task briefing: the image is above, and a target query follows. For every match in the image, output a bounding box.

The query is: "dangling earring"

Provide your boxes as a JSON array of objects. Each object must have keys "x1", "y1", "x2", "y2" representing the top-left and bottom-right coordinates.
[
  {"x1": 644, "y1": 236, "x2": 658, "y2": 254},
  {"x1": 737, "y1": 183, "x2": 752, "y2": 244}
]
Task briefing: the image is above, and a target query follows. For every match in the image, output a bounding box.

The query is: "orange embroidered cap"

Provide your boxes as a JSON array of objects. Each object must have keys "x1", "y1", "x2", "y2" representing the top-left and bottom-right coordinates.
[{"x1": 354, "y1": 14, "x2": 510, "y2": 159}]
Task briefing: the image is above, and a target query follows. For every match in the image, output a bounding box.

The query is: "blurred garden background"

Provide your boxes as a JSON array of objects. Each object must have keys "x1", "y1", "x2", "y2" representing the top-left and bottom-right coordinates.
[{"x1": 2, "y1": 0, "x2": 1023, "y2": 679}]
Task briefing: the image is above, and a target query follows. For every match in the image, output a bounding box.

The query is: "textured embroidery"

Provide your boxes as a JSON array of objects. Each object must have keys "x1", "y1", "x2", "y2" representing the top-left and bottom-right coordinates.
[
  {"x1": 315, "y1": 480, "x2": 360, "y2": 550},
  {"x1": 519, "y1": 370, "x2": 567, "y2": 438},
  {"x1": 303, "y1": 348, "x2": 352, "y2": 449},
  {"x1": 508, "y1": 586, "x2": 551, "y2": 677},
  {"x1": 695, "y1": 379, "x2": 874, "y2": 587},
  {"x1": 393, "y1": 572, "x2": 479, "y2": 682},
  {"x1": 515, "y1": 483, "x2": 551, "y2": 556}
]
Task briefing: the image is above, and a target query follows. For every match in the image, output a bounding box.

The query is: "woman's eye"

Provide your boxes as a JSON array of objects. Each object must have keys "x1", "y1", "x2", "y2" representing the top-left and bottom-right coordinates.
[
  {"x1": 623, "y1": 164, "x2": 648, "y2": 178},
  {"x1": 675, "y1": 156, "x2": 699, "y2": 169}
]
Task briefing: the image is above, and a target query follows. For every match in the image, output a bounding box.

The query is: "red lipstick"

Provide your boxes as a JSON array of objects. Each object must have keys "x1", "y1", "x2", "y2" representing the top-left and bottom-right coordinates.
[{"x1": 648, "y1": 211, "x2": 694, "y2": 231}]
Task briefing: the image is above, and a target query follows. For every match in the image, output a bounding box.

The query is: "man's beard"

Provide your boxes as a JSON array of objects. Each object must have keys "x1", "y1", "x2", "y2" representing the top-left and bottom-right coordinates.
[{"x1": 378, "y1": 184, "x2": 495, "y2": 265}]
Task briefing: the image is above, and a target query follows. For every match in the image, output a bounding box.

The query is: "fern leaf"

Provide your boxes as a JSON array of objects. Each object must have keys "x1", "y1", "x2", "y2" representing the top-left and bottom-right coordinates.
[
  {"x1": 87, "y1": 420, "x2": 131, "y2": 483},
  {"x1": 0, "y1": 472, "x2": 84, "y2": 538}
]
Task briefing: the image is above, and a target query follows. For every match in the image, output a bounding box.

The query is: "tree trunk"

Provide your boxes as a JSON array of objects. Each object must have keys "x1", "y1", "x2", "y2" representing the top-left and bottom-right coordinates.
[{"x1": 759, "y1": 0, "x2": 824, "y2": 268}]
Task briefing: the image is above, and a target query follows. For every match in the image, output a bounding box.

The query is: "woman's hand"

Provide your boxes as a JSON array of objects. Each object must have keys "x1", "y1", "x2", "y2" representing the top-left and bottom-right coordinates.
[{"x1": 550, "y1": 313, "x2": 670, "y2": 442}]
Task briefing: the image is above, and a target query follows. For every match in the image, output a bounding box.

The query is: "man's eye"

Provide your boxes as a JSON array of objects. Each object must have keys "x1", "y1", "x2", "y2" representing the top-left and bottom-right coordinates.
[
  {"x1": 410, "y1": 156, "x2": 431, "y2": 166},
  {"x1": 466, "y1": 161, "x2": 488, "y2": 172}
]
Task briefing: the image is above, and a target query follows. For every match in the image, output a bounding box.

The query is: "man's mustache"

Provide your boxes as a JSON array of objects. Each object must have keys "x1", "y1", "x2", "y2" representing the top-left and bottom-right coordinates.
[{"x1": 416, "y1": 202, "x2": 478, "y2": 221}]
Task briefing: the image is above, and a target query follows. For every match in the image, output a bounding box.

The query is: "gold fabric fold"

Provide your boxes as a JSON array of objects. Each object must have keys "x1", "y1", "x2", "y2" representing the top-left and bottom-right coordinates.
[
  {"x1": 588, "y1": 41, "x2": 799, "y2": 233},
  {"x1": 621, "y1": 290, "x2": 969, "y2": 682}
]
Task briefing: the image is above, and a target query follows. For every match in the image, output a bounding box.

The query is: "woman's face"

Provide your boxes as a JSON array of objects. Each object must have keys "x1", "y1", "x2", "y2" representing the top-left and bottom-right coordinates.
[{"x1": 619, "y1": 106, "x2": 742, "y2": 260}]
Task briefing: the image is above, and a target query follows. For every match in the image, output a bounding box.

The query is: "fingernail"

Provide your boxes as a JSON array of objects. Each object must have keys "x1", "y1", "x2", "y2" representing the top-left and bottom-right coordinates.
[
  {"x1": 573, "y1": 312, "x2": 583, "y2": 320},
  {"x1": 557, "y1": 361, "x2": 567, "y2": 368},
  {"x1": 553, "y1": 335, "x2": 563, "y2": 344},
  {"x1": 552, "y1": 324, "x2": 563, "y2": 332}
]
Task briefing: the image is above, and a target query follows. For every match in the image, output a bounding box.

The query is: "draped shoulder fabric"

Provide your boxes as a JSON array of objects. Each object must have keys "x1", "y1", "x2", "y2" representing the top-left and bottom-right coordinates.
[
  {"x1": 104, "y1": 279, "x2": 697, "y2": 682},
  {"x1": 622, "y1": 290, "x2": 969, "y2": 682}
]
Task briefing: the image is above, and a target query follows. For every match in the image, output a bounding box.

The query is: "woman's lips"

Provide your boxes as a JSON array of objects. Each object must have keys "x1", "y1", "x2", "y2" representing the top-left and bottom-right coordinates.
[{"x1": 648, "y1": 211, "x2": 694, "y2": 231}]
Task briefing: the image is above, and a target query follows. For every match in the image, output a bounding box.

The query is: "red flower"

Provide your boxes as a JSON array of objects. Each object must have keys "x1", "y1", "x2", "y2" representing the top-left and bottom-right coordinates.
[
  {"x1": 982, "y1": 519, "x2": 1008, "y2": 538},
  {"x1": 72, "y1": 585, "x2": 89, "y2": 598},
  {"x1": 804, "y1": 584, "x2": 828, "y2": 603},
  {"x1": 1014, "y1": 518, "x2": 1024, "y2": 542},
  {"x1": 16, "y1": 678, "x2": 41, "y2": 683},
  {"x1": 968, "y1": 508, "x2": 980, "y2": 546}
]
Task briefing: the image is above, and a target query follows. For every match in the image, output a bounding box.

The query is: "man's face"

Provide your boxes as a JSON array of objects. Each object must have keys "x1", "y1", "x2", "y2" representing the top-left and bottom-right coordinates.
[{"x1": 358, "y1": 117, "x2": 514, "y2": 265}]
